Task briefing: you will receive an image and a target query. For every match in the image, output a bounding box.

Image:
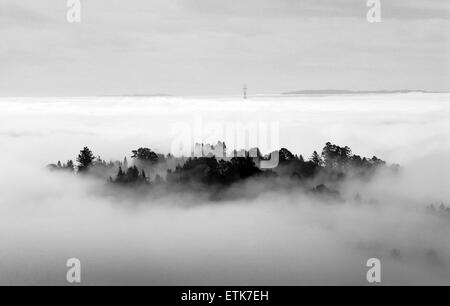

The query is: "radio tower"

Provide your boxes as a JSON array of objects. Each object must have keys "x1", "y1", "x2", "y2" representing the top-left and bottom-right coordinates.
[{"x1": 243, "y1": 84, "x2": 247, "y2": 100}]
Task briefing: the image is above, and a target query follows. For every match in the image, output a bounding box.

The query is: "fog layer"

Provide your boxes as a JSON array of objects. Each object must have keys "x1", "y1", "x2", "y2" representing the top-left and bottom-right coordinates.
[{"x1": 0, "y1": 94, "x2": 449, "y2": 285}]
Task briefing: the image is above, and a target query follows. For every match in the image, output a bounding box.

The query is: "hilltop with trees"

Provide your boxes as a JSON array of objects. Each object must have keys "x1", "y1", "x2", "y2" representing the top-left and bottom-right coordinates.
[{"x1": 47, "y1": 142, "x2": 400, "y2": 201}]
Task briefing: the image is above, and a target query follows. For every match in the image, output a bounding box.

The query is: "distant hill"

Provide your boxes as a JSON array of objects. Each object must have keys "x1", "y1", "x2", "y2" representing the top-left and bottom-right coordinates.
[{"x1": 282, "y1": 90, "x2": 444, "y2": 95}]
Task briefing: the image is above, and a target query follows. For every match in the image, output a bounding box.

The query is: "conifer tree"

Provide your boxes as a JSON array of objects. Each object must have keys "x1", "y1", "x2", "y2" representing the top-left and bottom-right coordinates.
[
  {"x1": 77, "y1": 147, "x2": 95, "y2": 172},
  {"x1": 310, "y1": 151, "x2": 323, "y2": 166}
]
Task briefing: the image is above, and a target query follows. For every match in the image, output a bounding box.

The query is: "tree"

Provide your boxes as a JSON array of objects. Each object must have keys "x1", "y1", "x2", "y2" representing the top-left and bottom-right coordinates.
[
  {"x1": 298, "y1": 155, "x2": 305, "y2": 163},
  {"x1": 94, "y1": 156, "x2": 106, "y2": 167},
  {"x1": 66, "y1": 160, "x2": 74, "y2": 171},
  {"x1": 126, "y1": 166, "x2": 140, "y2": 183},
  {"x1": 231, "y1": 156, "x2": 261, "y2": 179},
  {"x1": 116, "y1": 166, "x2": 125, "y2": 183},
  {"x1": 77, "y1": 147, "x2": 95, "y2": 172},
  {"x1": 321, "y1": 142, "x2": 352, "y2": 168},
  {"x1": 131, "y1": 148, "x2": 159, "y2": 164},
  {"x1": 310, "y1": 151, "x2": 323, "y2": 166},
  {"x1": 279, "y1": 148, "x2": 295, "y2": 163},
  {"x1": 112, "y1": 166, "x2": 147, "y2": 185}
]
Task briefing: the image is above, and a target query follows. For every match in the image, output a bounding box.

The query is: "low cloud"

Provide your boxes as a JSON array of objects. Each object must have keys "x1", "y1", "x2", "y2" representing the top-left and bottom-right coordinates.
[{"x1": 0, "y1": 95, "x2": 449, "y2": 285}]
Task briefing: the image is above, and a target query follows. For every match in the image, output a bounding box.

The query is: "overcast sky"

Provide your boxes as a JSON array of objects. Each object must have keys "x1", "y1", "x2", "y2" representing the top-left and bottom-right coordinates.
[{"x1": 0, "y1": 0, "x2": 449, "y2": 96}]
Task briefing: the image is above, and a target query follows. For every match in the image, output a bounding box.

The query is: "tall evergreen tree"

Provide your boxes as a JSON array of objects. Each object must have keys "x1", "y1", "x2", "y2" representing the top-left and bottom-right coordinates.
[
  {"x1": 116, "y1": 166, "x2": 125, "y2": 182},
  {"x1": 126, "y1": 166, "x2": 140, "y2": 183},
  {"x1": 77, "y1": 147, "x2": 95, "y2": 172},
  {"x1": 310, "y1": 151, "x2": 323, "y2": 166}
]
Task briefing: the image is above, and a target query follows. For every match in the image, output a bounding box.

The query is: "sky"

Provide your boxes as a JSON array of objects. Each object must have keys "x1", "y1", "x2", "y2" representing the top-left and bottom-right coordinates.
[{"x1": 0, "y1": 0, "x2": 449, "y2": 96}]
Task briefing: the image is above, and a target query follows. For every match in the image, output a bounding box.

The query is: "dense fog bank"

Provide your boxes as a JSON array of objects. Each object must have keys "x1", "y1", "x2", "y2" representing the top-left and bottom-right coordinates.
[{"x1": 0, "y1": 95, "x2": 449, "y2": 285}]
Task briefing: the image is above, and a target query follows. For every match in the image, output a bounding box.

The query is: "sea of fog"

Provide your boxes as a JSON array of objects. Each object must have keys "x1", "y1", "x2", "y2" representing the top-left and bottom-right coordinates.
[{"x1": 0, "y1": 94, "x2": 449, "y2": 285}]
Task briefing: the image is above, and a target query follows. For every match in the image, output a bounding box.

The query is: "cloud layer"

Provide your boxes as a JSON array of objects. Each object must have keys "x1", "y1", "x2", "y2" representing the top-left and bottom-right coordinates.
[{"x1": 0, "y1": 94, "x2": 449, "y2": 285}]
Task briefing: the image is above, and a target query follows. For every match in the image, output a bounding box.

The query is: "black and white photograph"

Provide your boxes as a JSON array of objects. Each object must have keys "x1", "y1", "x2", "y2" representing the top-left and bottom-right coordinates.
[{"x1": 0, "y1": 0, "x2": 449, "y2": 292}]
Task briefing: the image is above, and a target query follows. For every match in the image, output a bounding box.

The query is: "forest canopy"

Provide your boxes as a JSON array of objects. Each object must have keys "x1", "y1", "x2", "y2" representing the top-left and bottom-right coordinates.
[{"x1": 47, "y1": 142, "x2": 399, "y2": 201}]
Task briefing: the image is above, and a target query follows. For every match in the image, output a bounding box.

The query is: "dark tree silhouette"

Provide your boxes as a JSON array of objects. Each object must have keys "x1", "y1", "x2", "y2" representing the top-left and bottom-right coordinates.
[
  {"x1": 111, "y1": 165, "x2": 148, "y2": 185},
  {"x1": 131, "y1": 148, "x2": 159, "y2": 163},
  {"x1": 66, "y1": 160, "x2": 74, "y2": 171},
  {"x1": 77, "y1": 147, "x2": 95, "y2": 172},
  {"x1": 125, "y1": 166, "x2": 140, "y2": 182},
  {"x1": 279, "y1": 148, "x2": 295, "y2": 163},
  {"x1": 321, "y1": 142, "x2": 352, "y2": 168},
  {"x1": 310, "y1": 151, "x2": 323, "y2": 166},
  {"x1": 51, "y1": 142, "x2": 393, "y2": 200},
  {"x1": 116, "y1": 166, "x2": 125, "y2": 183}
]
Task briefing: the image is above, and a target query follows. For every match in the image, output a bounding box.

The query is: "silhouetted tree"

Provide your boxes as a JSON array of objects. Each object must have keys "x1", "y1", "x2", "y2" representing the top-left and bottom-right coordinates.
[
  {"x1": 66, "y1": 160, "x2": 74, "y2": 171},
  {"x1": 230, "y1": 156, "x2": 261, "y2": 179},
  {"x1": 77, "y1": 147, "x2": 95, "y2": 172},
  {"x1": 132, "y1": 148, "x2": 159, "y2": 163},
  {"x1": 310, "y1": 151, "x2": 323, "y2": 166},
  {"x1": 279, "y1": 148, "x2": 295, "y2": 163},
  {"x1": 94, "y1": 156, "x2": 107, "y2": 167},
  {"x1": 116, "y1": 166, "x2": 125, "y2": 183},
  {"x1": 321, "y1": 142, "x2": 352, "y2": 168},
  {"x1": 126, "y1": 166, "x2": 140, "y2": 183},
  {"x1": 51, "y1": 141, "x2": 393, "y2": 196}
]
